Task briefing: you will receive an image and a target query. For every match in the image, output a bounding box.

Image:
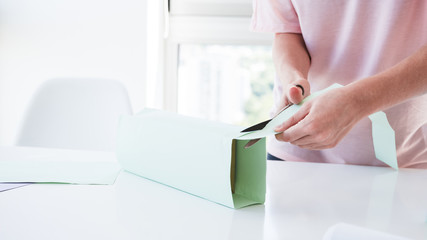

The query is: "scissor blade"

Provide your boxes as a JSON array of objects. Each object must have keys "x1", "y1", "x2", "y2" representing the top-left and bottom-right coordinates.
[
  {"x1": 240, "y1": 119, "x2": 271, "y2": 133},
  {"x1": 240, "y1": 103, "x2": 294, "y2": 133}
]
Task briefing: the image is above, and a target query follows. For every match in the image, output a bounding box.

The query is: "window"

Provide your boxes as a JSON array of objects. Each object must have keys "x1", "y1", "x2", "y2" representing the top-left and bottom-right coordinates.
[
  {"x1": 177, "y1": 44, "x2": 274, "y2": 126},
  {"x1": 162, "y1": 1, "x2": 274, "y2": 126}
]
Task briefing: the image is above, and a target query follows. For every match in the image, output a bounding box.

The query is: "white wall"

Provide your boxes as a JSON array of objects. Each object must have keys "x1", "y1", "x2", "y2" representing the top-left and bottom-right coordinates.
[{"x1": 0, "y1": 0, "x2": 149, "y2": 145}]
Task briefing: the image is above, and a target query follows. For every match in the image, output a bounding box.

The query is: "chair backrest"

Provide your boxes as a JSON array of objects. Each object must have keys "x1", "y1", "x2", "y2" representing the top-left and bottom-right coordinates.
[{"x1": 16, "y1": 78, "x2": 133, "y2": 152}]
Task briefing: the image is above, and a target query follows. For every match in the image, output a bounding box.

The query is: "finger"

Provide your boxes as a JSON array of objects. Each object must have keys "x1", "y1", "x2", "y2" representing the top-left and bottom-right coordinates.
[
  {"x1": 288, "y1": 85, "x2": 303, "y2": 104},
  {"x1": 287, "y1": 79, "x2": 311, "y2": 104},
  {"x1": 290, "y1": 135, "x2": 316, "y2": 146},
  {"x1": 297, "y1": 139, "x2": 341, "y2": 150},
  {"x1": 275, "y1": 121, "x2": 309, "y2": 142},
  {"x1": 296, "y1": 144, "x2": 321, "y2": 150},
  {"x1": 297, "y1": 144, "x2": 328, "y2": 150},
  {"x1": 291, "y1": 139, "x2": 329, "y2": 150},
  {"x1": 274, "y1": 105, "x2": 309, "y2": 133}
]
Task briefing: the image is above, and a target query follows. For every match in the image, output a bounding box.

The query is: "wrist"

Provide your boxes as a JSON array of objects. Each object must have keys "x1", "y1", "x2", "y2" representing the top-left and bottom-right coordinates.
[{"x1": 344, "y1": 79, "x2": 383, "y2": 118}]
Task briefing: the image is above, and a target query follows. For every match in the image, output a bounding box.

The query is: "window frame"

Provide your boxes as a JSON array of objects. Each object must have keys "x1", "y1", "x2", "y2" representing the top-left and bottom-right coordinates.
[
  {"x1": 163, "y1": 14, "x2": 273, "y2": 112},
  {"x1": 170, "y1": 0, "x2": 252, "y2": 17}
]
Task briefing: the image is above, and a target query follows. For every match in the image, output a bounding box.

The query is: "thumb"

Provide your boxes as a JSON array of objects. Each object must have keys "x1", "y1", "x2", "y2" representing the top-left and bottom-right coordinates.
[{"x1": 287, "y1": 79, "x2": 311, "y2": 104}]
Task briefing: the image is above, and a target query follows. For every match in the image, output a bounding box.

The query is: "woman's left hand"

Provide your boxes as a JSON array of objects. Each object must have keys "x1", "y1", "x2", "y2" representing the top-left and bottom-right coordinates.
[{"x1": 274, "y1": 87, "x2": 365, "y2": 150}]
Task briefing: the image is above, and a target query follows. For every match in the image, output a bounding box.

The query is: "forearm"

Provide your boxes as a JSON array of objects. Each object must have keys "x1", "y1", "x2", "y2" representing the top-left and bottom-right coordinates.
[
  {"x1": 346, "y1": 44, "x2": 427, "y2": 117},
  {"x1": 273, "y1": 33, "x2": 311, "y2": 86}
]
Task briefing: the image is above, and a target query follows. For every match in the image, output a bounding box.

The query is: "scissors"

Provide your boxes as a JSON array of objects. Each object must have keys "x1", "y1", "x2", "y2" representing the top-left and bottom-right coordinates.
[{"x1": 240, "y1": 103, "x2": 294, "y2": 148}]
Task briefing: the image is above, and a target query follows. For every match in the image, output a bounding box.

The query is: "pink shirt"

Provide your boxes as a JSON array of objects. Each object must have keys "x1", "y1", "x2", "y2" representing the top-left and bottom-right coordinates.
[{"x1": 251, "y1": 0, "x2": 427, "y2": 168}]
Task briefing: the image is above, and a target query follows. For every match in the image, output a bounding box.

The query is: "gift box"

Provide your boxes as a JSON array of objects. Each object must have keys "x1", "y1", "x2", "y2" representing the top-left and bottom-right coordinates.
[{"x1": 116, "y1": 109, "x2": 266, "y2": 209}]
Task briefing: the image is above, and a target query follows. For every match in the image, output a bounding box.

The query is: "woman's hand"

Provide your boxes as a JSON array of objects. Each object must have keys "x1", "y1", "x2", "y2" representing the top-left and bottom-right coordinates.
[
  {"x1": 280, "y1": 79, "x2": 311, "y2": 106},
  {"x1": 274, "y1": 86, "x2": 364, "y2": 150}
]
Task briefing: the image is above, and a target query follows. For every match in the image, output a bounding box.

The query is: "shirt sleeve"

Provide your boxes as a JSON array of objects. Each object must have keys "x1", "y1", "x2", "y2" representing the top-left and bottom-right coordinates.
[{"x1": 250, "y1": 0, "x2": 301, "y2": 33}]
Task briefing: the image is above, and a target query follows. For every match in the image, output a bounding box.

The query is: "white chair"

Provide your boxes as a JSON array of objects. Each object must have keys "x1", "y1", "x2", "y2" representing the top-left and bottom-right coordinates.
[{"x1": 16, "y1": 78, "x2": 133, "y2": 152}]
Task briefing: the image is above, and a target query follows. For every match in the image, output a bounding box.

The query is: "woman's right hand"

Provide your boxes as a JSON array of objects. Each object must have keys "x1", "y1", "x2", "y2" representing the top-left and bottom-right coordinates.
[{"x1": 276, "y1": 79, "x2": 311, "y2": 113}]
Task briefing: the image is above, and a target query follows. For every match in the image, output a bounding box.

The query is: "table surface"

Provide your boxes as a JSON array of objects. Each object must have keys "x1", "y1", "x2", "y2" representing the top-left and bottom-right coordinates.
[{"x1": 0, "y1": 146, "x2": 426, "y2": 240}]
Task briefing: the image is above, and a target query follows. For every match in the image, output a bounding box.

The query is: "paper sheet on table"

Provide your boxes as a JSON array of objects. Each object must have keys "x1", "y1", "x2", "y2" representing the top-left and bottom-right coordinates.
[
  {"x1": 0, "y1": 147, "x2": 121, "y2": 185},
  {"x1": 0, "y1": 183, "x2": 28, "y2": 192},
  {"x1": 117, "y1": 109, "x2": 266, "y2": 209},
  {"x1": 238, "y1": 84, "x2": 398, "y2": 169}
]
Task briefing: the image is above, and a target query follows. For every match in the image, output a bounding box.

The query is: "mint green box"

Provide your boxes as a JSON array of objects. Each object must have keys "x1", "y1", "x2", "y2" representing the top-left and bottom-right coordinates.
[{"x1": 116, "y1": 109, "x2": 266, "y2": 209}]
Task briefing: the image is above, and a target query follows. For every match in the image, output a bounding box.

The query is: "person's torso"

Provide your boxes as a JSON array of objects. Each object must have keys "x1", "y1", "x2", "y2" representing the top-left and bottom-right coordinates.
[{"x1": 270, "y1": 0, "x2": 427, "y2": 168}]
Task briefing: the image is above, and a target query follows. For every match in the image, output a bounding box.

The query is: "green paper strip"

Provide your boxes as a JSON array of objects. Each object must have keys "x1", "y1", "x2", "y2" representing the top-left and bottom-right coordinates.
[{"x1": 369, "y1": 112, "x2": 398, "y2": 169}]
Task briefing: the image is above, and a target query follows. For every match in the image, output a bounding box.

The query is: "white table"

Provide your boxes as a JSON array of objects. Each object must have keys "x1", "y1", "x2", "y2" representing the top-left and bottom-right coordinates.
[{"x1": 0, "y1": 147, "x2": 426, "y2": 240}]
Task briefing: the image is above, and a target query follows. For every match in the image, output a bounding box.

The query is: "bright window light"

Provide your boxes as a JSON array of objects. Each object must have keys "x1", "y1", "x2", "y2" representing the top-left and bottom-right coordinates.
[{"x1": 177, "y1": 44, "x2": 274, "y2": 126}]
